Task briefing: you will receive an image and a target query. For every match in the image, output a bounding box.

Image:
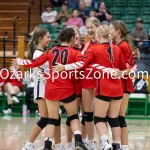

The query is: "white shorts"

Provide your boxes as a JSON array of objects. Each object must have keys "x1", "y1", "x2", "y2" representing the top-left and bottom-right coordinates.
[{"x1": 34, "y1": 79, "x2": 46, "y2": 103}]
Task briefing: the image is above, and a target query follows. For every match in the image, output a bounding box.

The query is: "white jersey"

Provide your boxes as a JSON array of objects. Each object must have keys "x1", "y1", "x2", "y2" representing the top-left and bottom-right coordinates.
[{"x1": 32, "y1": 49, "x2": 49, "y2": 102}]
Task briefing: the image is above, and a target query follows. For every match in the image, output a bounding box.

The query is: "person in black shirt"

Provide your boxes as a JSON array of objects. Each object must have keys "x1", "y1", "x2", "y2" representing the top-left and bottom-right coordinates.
[
  {"x1": 49, "y1": 0, "x2": 67, "y2": 7},
  {"x1": 95, "y1": 1, "x2": 112, "y2": 24}
]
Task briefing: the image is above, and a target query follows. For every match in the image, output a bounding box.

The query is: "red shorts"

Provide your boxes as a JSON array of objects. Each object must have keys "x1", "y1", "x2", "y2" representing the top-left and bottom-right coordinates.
[
  {"x1": 82, "y1": 65, "x2": 98, "y2": 89},
  {"x1": 45, "y1": 88, "x2": 75, "y2": 101},
  {"x1": 121, "y1": 78, "x2": 134, "y2": 93}
]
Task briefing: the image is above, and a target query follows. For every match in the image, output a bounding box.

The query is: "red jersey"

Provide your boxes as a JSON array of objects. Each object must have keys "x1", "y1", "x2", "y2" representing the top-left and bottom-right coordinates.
[
  {"x1": 118, "y1": 40, "x2": 135, "y2": 67},
  {"x1": 84, "y1": 43, "x2": 127, "y2": 97},
  {"x1": 82, "y1": 40, "x2": 98, "y2": 55},
  {"x1": 0, "y1": 69, "x2": 8, "y2": 86},
  {"x1": 73, "y1": 44, "x2": 84, "y2": 96},
  {"x1": 118, "y1": 40, "x2": 135, "y2": 93},
  {"x1": 16, "y1": 45, "x2": 80, "y2": 100},
  {"x1": 64, "y1": 43, "x2": 127, "y2": 97},
  {"x1": 7, "y1": 71, "x2": 23, "y2": 90},
  {"x1": 82, "y1": 40, "x2": 99, "y2": 89}
]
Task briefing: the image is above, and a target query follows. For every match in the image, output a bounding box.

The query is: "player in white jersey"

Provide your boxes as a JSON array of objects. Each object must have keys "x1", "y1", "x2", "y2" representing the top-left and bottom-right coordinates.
[{"x1": 21, "y1": 28, "x2": 64, "y2": 150}]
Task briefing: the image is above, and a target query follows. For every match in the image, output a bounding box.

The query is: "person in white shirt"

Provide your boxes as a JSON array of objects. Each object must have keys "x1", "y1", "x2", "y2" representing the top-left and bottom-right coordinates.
[{"x1": 41, "y1": 3, "x2": 58, "y2": 25}]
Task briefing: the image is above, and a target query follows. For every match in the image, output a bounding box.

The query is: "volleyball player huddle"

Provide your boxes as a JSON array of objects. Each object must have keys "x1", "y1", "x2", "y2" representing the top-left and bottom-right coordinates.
[{"x1": 13, "y1": 17, "x2": 139, "y2": 150}]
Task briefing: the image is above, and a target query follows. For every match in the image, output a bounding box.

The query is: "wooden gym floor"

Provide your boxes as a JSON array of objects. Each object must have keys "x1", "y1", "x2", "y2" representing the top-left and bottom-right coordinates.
[{"x1": 0, "y1": 115, "x2": 150, "y2": 150}]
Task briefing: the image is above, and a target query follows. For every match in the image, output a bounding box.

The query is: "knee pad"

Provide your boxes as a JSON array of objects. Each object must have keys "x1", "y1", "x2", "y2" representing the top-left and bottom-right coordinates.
[
  {"x1": 66, "y1": 117, "x2": 70, "y2": 126},
  {"x1": 84, "y1": 112, "x2": 93, "y2": 122},
  {"x1": 94, "y1": 116, "x2": 107, "y2": 125},
  {"x1": 56, "y1": 115, "x2": 61, "y2": 126},
  {"x1": 37, "y1": 117, "x2": 48, "y2": 129},
  {"x1": 68, "y1": 114, "x2": 79, "y2": 124},
  {"x1": 118, "y1": 116, "x2": 127, "y2": 128},
  {"x1": 81, "y1": 115, "x2": 85, "y2": 126},
  {"x1": 48, "y1": 118, "x2": 59, "y2": 126},
  {"x1": 107, "y1": 116, "x2": 120, "y2": 128}
]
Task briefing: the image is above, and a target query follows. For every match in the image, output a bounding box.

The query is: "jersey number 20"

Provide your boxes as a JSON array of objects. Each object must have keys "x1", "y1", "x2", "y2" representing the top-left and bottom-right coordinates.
[{"x1": 52, "y1": 49, "x2": 68, "y2": 65}]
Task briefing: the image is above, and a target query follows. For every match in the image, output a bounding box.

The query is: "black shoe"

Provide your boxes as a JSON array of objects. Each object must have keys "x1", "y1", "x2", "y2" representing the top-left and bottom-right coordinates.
[
  {"x1": 75, "y1": 141, "x2": 88, "y2": 150},
  {"x1": 112, "y1": 143, "x2": 121, "y2": 150},
  {"x1": 43, "y1": 148, "x2": 51, "y2": 150}
]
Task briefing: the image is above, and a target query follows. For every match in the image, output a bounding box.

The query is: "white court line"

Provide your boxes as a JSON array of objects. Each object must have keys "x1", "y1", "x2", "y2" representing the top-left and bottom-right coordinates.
[{"x1": 36, "y1": 135, "x2": 66, "y2": 150}]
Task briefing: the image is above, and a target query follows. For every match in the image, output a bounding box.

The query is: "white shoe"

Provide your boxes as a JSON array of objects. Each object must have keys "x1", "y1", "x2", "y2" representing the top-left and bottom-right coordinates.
[
  {"x1": 22, "y1": 143, "x2": 36, "y2": 150},
  {"x1": 55, "y1": 144, "x2": 65, "y2": 150},
  {"x1": 121, "y1": 145, "x2": 129, "y2": 150},
  {"x1": 88, "y1": 141, "x2": 97, "y2": 150},
  {"x1": 11, "y1": 96, "x2": 20, "y2": 103},
  {"x1": 66, "y1": 142, "x2": 73, "y2": 150},
  {"x1": 3, "y1": 108, "x2": 12, "y2": 115},
  {"x1": 3, "y1": 115, "x2": 12, "y2": 121},
  {"x1": 83, "y1": 140, "x2": 89, "y2": 149},
  {"x1": 100, "y1": 143, "x2": 112, "y2": 150}
]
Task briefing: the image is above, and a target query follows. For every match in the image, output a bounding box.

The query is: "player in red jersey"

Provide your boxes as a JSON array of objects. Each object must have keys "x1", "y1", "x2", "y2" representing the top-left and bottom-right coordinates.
[
  {"x1": 52, "y1": 25, "x2": 137, "y2": 150},
  {"x1": 81, "y1": 17, "x2": 100, "y2": 150},
  {"x1": 2, "y1": 65, "x2": 22, "y2": 114},
  {"x1": 65, "y1": 26, "x2": 88, "y2": 150},
  {"x1": 110, "y1": 20, "x2": 138, "y2": 150},
  {"x1": 12, "y1": 27, "x2": 88, "y2": 150}
]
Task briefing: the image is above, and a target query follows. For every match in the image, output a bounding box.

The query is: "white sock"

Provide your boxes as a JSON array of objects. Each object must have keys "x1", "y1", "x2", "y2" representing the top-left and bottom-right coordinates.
[
  {"x1": 55, "y1": 143, "x2": 61, "y2": 147},
  {"x1": 74, "y1": 131, "x2": 81, "y2": 135},
  {"x1": 113, "y1": 140, "x2": 121, "y2": 144},
  {"x1": 67, "y1": 142, "x2": 72, "y2": 145},
  {"x1": 88, "y1": 139, "x2": 95, "y2": 144},
  {"x1": 82, "y1": 139, "x2": 86, "y2": 142},
  {"x1": 121, "y1": 145, "x2": 128, "y2": 150},
  {"x1": 100, "y1": 135, "x2": 108, "y2": 145},
  {"x1": 27, "y1": 141, "x2": 33, "y2": 145}
]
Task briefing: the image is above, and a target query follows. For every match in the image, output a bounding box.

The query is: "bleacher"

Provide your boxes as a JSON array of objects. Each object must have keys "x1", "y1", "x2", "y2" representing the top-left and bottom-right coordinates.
[
  {"x1": 0, "y1": 0, "x2": 150, "y2": 115},
  {"x1": 95, "y1": 0, "x2": 150, "y2": 33},
  {"x1": 0, "y1": 0, "x2": 48, "y2": 67}
]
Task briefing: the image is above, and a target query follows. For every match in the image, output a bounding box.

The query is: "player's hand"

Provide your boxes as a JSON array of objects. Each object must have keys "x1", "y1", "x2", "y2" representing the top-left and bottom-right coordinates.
[
  {"x1": 133, "y1": 49, "x2": 140, "y2": 60},
  {"x1": 52, "y1": 63, "x2": 65, "y2": 72},
  {"x1": 109, "y1": 68, "x2": 122, "y2": 79},
  {"x1": 121, "y1": 65, "x2": 137, "y2": 76},
  {"x1": 11, "y1": 58, "x2": 18, "y2": 66}
]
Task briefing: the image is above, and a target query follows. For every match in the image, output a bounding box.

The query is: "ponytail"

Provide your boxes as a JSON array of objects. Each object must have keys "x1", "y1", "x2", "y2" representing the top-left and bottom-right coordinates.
[
  {"x1": 52, "y1": 35, "x2": 61, "y2": 47},
  {"x1": 27, "y1": 40, "x2": 36, "y2": 59},
  {"x1": 27, "y1": 28, "x2": 49, "y2": 58},
  {"x1": 126, "y1": 34, "x2": 137, "y2": 53},
  {"x1": 108, "y1": 33, "x2": 114, "y2": 62}
]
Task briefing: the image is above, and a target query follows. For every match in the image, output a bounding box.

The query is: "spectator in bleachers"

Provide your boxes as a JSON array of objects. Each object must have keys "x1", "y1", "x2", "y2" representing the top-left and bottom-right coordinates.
[
  {"x1": 0, "y1": 68, "x2": 7, "y2": 95},
  {"x1": 41, "y1": 3, "x2": 58, "y2": 25},
  {"x1": 78, "y1": 0, "x2": 89, "y2": 23},
  {"x1": 49, "y1": 0, "x2": 67, "y2": 7},
  {"x1": 3, "y1": 65, "x2": 22, "y2": 115},
  {"x1": 56, "y1": 2, "x2": 71, "y2": 25},
  {"x1": 67, "y1": 9, "x2": 84, "y2": 28},
  {"x1": 23, "y1": 74, "x2": 34, "y2": 115},
  {"x1": 131, "y1": 18, "x2": 148, "y2": 48},
  {"x1": 68, "y1": 0, "x2": 79, "y2": 8},
  {"x1": 95, "y1": 1, "x2": 112, "y2": 24},
  {"x1": 83, "y1": 0, "x2": 95, "y2": 8},
  {"x1": 89, "y1": 10, "x2": 96, "y2": 17}
]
